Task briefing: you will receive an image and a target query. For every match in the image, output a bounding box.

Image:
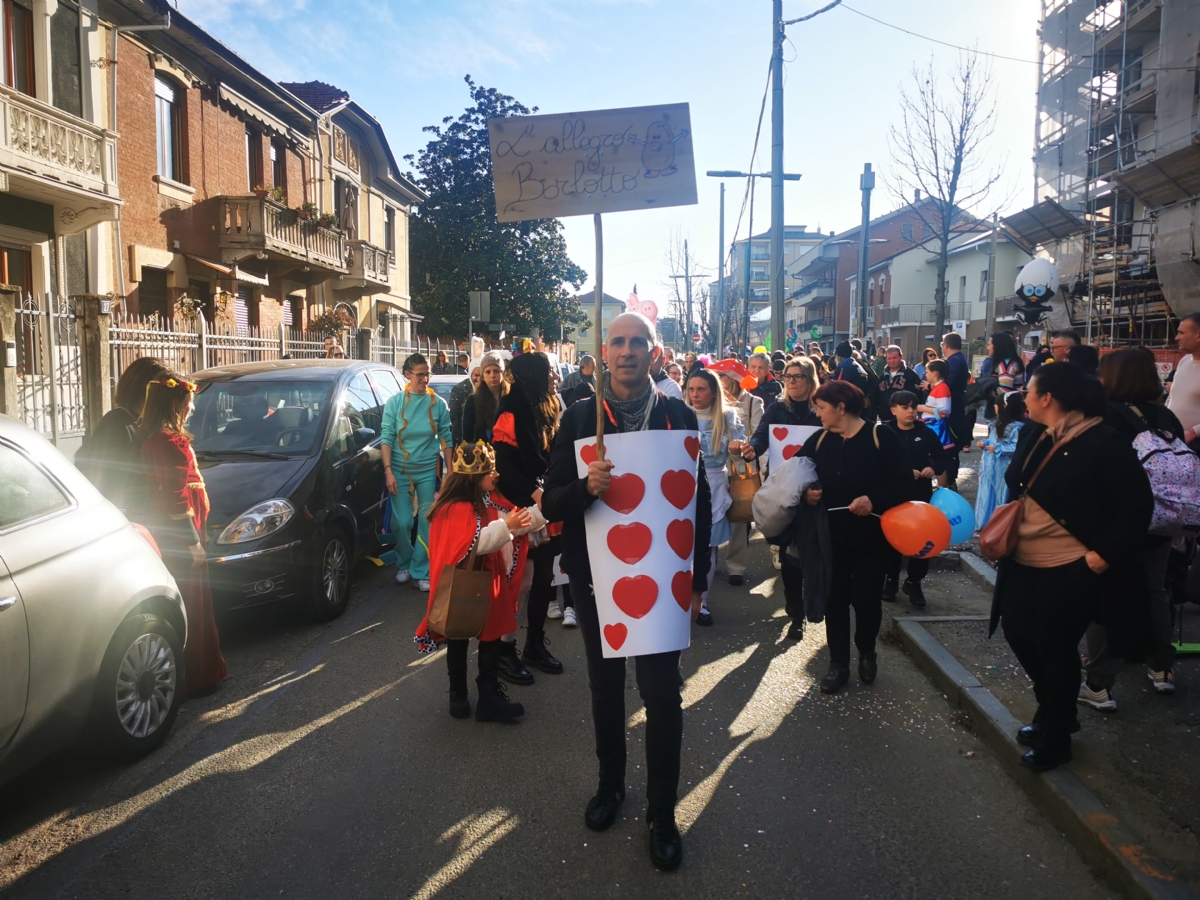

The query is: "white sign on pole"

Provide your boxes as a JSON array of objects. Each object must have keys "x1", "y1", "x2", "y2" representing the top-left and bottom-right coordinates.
[
  {"x1": 768, "y1": 425, "x2": 821, "y2": 475},
  {"x1": 469, "y1": 291, "x2": 490, "y2": 322},
  {"x1": 487, "y1": 104, "x2": 697, "y2": 223},
  {"x1": 573, "y1": 430, "x2": 699, "y2": 658}
]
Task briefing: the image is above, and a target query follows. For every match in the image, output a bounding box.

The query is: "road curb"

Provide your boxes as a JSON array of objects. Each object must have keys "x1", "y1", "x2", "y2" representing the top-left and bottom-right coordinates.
[
  {"x1": 891, "y1": 616, "x2": 1197, "y2": 900},
  {"x1": 957, "y1": 550, "x2": 997, "y2": 590}
]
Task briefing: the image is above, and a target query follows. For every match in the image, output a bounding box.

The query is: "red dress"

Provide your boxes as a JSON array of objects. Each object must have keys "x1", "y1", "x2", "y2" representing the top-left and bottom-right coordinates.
[
  {"x1": 141, "y1": 431, "x2": 228, "y2": 697},
  {"x1": 415, "y1": 494, "x2": 530, "y2": 652}
]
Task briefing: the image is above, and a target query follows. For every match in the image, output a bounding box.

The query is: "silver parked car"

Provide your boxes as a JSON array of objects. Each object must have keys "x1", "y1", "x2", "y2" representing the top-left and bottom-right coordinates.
[{"x1": 0, "y1": 414, "x2": 187, "y2": 785}]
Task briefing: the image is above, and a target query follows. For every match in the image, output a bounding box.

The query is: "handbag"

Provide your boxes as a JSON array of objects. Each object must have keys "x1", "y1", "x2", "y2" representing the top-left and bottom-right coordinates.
[
  {"x1": 978, "y1": 437, "x2": 1064, "y2": 562},
  {"x1": 427, "y1": 541, "x2": 492, "y2": 639},
  {"x1": 727, "y1": 454, "x2": 761, "y2": 524}
]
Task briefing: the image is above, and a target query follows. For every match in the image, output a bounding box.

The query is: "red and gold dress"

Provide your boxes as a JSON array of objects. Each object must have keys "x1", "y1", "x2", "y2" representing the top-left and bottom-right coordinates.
[
  {"x1": 414, "y1": 494, "x2": 531, "y2": 652},
  {"x1": 141, "y1": 430, "x2": 227, "y2": 697}
]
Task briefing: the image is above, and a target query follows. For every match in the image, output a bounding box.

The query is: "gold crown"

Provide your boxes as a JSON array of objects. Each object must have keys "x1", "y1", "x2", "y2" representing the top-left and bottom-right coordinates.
[{"x1": 452, "y1": 440, "x2": 496, "y2": 475}]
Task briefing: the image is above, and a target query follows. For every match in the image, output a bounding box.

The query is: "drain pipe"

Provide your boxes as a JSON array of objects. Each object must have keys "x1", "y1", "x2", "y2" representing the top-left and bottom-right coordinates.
[{"x1": 109, "y1": 11, "x2": 171, "y2": 306}]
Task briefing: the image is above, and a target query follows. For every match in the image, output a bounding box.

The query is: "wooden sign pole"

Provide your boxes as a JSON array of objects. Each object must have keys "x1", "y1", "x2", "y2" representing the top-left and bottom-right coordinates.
[{"x1": 594, "y1": 212, "x2": 606, "y2": 461}]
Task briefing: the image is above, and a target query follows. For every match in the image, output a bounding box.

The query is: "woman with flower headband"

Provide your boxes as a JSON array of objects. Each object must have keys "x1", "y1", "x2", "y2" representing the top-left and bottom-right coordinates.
[
  {"x1": 415, "y1": 441, "x2": 542, "y2": 722},
  {"x1": 137, "y1": 371, "x2": 227, "y2": 697}
]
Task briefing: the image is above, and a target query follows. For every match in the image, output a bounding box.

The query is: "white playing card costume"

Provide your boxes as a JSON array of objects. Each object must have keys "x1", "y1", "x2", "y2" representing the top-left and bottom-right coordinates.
[
  {"x1": 768, "y1": 424, "x2": 820, "y2": 476},
  {"x1": 574, "y1": 430, "x2": 700, "y2": 658}
]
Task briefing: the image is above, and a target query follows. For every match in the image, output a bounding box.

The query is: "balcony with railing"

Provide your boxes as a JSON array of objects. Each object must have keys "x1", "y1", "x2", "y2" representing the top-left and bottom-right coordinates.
[
  {"x1": 0, "y1": 84, "x2": 119, "y2": 231},
  {"x1": 217, "y1": 197, "x2": 348, "y2": 274},
  {"x1": 879, "y1": 302, "x2": 972, "y2": 326},
  {"x1": 336, "y1": 240, "x2": 392, "y2": 292},
  {"x1": 793, "y1": 278, "x2": 835, "y2": 303}
]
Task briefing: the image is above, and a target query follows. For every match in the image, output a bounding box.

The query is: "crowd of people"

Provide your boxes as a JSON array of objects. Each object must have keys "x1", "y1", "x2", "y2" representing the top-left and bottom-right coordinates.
[{"x1": 73, "y1": 309, "x2": 1195, "y2": 871}]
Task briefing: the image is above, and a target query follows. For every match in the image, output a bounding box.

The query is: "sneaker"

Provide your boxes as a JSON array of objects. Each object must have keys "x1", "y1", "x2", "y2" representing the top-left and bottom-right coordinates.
[
  {"x1": 1078, "y1": 682, "x2": 1117, "y2": 712},
  {"x1": 394, "y1": 569, "x2": 411, "y2": 585},
  {"x1": 417, "y1": 579, "x2": 431, "y2": 592},
  {"x1": 546, "y1": 603, "x2": 564, "y2": 619},
  {"x1": 562, "y1": 607, "x2": 578, "y2": 628},
  {"x1": 1148, "y1": 669, "x2": 1176, "y2": 694}
]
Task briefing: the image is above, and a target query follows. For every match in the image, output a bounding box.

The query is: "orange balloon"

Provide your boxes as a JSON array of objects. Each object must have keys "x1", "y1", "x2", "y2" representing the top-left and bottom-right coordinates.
[{"x1": 881, "y1": 501, "x2": 952, "y2": 559}]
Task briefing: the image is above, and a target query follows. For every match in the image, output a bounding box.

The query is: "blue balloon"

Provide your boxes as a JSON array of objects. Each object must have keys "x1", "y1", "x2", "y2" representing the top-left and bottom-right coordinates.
[{"x1": 930, "y1": 488, "x2": 975, "y2": 544}]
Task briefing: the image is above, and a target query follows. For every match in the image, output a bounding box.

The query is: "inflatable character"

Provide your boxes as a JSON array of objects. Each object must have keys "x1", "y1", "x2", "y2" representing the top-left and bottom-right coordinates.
[{"x1": 1013, "y1": 258, "x2": 1060, "y2": 327}]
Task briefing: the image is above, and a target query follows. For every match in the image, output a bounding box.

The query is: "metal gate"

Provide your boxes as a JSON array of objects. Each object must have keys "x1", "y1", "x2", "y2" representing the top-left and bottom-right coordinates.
[{"x1": 15, "y1": 293, "x2": 86, "y2": 444}]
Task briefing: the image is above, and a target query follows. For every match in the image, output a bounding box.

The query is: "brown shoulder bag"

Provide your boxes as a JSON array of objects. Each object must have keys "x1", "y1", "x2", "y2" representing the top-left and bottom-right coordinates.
[
  {"x1": 978, "y1": 437, "x2": 1064, "y2": 562},
  {"x1": 428, "y1": 538, "x2": 493, "y2": 639}
]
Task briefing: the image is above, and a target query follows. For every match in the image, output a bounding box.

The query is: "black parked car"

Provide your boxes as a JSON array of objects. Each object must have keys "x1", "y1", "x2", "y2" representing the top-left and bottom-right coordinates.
[{"x1": 190, "y1": 359, "x2": 406, "y2": 621}]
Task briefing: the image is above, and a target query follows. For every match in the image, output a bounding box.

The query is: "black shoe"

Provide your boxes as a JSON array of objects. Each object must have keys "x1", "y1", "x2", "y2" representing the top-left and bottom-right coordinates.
[
  {"x1": 882, "y1": 576, "x2": 899, "y2": 602},
  {"x1": 858, "y1": 655, "x2": 878, "y2": 685},
  {"x1": 449, "y1": 687, "x2": 471, "y2": 719},
  {"x1": 786, "y1": 621, "x2": 805, "y2": 641},
  {"x1": 522, "y1": 634, "x2": 564, "y2": 675},
  {"x1": 475, "y1": 677, "x2": 524, "y2": 722},
  {"x1": 728, "y1": 574, "x2": 745, "y2": 587},
  {"x1": 903, "y1": 579, "x2": 927, "y2": 609},
  {"x1": 647, "y1": 809, "x2": 683, "y2": 872},
  {"x1": 584, "y1": 786, "x2": 625, "y2": 832},
  {"x1": 696, "y1": 610, "x2": 713, "y2": 627},
  {"x1": 497, "y1": 640, "x2": 535, "y2": 686},
  {"x1": 820, "y1": 665, "x2": 849, "y2": 695},
  {"x1": 1017, "y1": 721, "x2": 1080, "y2": 746},
  {"x1": 1019, "y1": 745, "x2": 1072, "y2": 771}
]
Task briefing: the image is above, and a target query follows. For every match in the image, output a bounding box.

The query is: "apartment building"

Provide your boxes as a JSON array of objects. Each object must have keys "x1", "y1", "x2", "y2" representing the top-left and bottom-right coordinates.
[
  {"x1": 105, "y1": 0, "x2": 423, "y2": 338},
  {"x1": 1012, "y1": 0, "x2": 1200, "y2": 345},
  {"x1": 0, "y1": 0, "x2": 120, "y2": 300}
]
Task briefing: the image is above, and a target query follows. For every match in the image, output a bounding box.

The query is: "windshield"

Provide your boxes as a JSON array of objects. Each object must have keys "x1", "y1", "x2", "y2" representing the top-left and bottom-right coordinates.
[
  {"x1": 191, "y1": 380, "x2": 334, "y2": 457},
  {"x1": 430, "y1": 381, "x2": 461, "y2": 406}
]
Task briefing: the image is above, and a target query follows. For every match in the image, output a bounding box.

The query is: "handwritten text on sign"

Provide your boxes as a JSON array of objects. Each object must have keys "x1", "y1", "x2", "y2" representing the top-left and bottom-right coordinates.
[{"x1": 487, "y1": 104, "x2": 697, "y2": 222}]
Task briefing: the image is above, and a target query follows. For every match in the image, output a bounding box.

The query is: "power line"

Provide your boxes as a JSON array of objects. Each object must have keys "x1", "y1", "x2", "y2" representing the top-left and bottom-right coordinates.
[
  {"x1": 839, "y1": 2, "x2": 1200, "y2": 72},
  {"x1": 726, "y1": 61, "x2": 772, "y2": 277}
]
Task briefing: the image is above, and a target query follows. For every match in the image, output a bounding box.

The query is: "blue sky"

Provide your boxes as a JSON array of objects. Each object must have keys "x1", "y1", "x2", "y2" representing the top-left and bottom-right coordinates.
[{"x1": 179, "y1": 0, "x2": 1042, "y2": 321}]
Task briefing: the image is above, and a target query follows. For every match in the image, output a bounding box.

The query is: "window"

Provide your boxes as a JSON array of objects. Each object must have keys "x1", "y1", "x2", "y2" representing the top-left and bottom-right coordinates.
[
  {"x1": 4, "y1": 0, "x2": 34, "y2": 96},
  {"x1": 980, "y1": 269, "x2": 989, "y2": 301},
  {"x1": 246, "y1": 129, "x2": 263, "y2": 191},
  {"x1": 50, "y1": 1, "x2": 80, "y2": 116},
  {"x1": 326, "y1": 373, "x2": 380, "y2": 459},
  {"x1": 900, "y1": 223, "x2": 913, "y2": 243},
  {"x1": 139, "y1": 267, "x2": 169, "y2": 318},
  {"x1": 0, "y1": 442, "x2": 69, "y2": 529},
  {"x1": 958, "y1": 275, "x2": 967, "y2": 303},
  {"x1": 384, "y1": 206, "x2": 396, "y2": 256},
  {"x1": 369, "y1": 367, "x2": 404, "y2": 403},
  {"x1": 234, "y1": 289, "x2": 250, "y2": 334},
  {"x1": 155, "y1": 77, "x2": 182, "y2": 181},
  {"x1": 0, "y1": 244, "x2": 32, "y2": 291},
  {"x1": 191, "y1": 380, "x2": 334, "y2": 457},
  {"x1": 270, "y1": 139, "x2": 286, "y2": 192}
]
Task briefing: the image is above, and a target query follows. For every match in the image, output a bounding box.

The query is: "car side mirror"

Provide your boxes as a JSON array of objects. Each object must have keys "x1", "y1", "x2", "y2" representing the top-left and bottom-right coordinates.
[{"x1": 353, "y1": 427, "x2": 377, "y2": 449}]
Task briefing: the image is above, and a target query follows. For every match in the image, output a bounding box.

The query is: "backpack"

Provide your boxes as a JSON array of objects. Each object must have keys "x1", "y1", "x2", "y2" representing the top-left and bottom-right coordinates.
[
  {"x1": 1117, "y1": 404, "x2": 1200, "y2": 535},
  {"x1": 839, "y1": 358, "x2": 882, "y2": 418}
]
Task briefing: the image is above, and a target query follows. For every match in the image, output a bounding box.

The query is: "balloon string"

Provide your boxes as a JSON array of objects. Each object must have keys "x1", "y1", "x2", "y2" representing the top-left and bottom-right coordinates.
[{"x1": 826, "y1": 506, "x2": 882, "y2": 518}]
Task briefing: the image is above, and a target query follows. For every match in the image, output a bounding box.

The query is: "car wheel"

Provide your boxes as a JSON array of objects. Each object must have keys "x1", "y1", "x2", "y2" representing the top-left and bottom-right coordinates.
[
  {"x1": 306, "y1": 526, "x2": 352, "y2": 621},
  {"x1": 92, "y1": 613, "x2": 184, "y2": 759}
]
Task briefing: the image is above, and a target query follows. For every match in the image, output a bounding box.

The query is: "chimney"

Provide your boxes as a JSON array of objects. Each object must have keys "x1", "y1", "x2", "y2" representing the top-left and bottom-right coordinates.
[{"x1": 914, "y1": 189, "x2": 922, "y2": 202}]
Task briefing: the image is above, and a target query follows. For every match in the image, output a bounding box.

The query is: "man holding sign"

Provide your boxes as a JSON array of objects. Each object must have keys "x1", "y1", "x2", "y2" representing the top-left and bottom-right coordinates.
[{"x1": 543, "y1": 312, "x2": 711, "y2": 872}]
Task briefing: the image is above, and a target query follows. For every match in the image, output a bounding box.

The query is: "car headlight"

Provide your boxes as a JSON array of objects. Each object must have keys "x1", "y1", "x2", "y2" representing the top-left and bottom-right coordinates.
[{"x1": 217, "y1": 499, "x2": 295, "y2": 545}]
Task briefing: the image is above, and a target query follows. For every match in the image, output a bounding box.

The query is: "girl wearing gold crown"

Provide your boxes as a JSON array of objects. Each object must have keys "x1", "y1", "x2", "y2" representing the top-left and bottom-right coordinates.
[
  {"x1": 415, "y1": 441, "x2": 545, "y2": 722},
  {"x1": 137, "y1": 372, "x2": 227, "y2": 697}
]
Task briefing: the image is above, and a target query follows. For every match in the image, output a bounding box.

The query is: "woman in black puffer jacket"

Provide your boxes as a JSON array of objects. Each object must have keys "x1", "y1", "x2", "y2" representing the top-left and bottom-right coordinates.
[
  {"x1": 990, "y1": 362, "x2": 1153, "y2": 772},
  {"x1": 492, "y1": 352, "x2": 564, "y2": 682}
]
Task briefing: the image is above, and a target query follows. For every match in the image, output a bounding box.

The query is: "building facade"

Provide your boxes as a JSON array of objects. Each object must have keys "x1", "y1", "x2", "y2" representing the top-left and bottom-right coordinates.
[{"x1": 1016, "y1": 0, "x2": 1200, "y2": 345}]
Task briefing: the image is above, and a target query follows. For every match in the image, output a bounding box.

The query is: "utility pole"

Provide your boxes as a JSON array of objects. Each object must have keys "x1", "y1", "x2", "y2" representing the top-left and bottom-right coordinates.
[
  {"x1": 985, "y1": 212, "x2": 999, "y2": 344},
  {"x1": 717, "y1": 182, "x2": 725, "y2": 355},
  {"x1": 770, "y1": 0, "x2": 785, "y2": 354},
  {"x1": 857, "y1": 163, "x2": 875, "y2": 342}
]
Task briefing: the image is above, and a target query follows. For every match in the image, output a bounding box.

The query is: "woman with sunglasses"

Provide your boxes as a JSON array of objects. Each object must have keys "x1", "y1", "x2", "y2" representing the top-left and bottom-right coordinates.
[{"x1": 382, "y1": 353, "x2": 453, "y2": 592}]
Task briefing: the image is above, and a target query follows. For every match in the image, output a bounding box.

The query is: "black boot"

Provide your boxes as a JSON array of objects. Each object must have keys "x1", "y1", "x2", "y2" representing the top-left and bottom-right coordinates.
[
  {"x1": 882, "y1": 575, "x2": 899, "y2": 602},
  {"x1": 786, "y1": 620, "x2": 805, "y2": 641},
  {"x1": 820, "y1": 665, "x2": 849, "y2": 695},
  {"x1": 497, "y1": 639, "x2": 535, "y2": 685},
  {"x1": 446, "y1": 639, "x2": 471, "y2": 719},
  {"x1": 522, "y1": 630, "x2": 563, "y2": 674},
  {"x1": 647, "y1": 807, "x2": 683, "y2": 871},
  {"x1": 903, "y1": 579, "x2": 927, "y2": 609},
  {"x1": 476, "y1": 641, "x2": 525, "y2": 722}
]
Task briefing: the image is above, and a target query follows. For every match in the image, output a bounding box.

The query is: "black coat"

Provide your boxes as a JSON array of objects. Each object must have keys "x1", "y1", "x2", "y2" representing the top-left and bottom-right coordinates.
[
  {"x1": 492, "y1": 384, "x2": 553, "y2": 510},
  {"x1": 748, "y1": 397, "x2": 820, "y2": 459},
  {"x1": 75, "y1": 407, "x2": 143, "y2": 513},
  {"x1": 542, "y1": 392, "x2": 713, "y2": 593},
  {"x1": 877, "y1": 366, "x2": 922, "y2": 422},
  {"x1": 988, "y1": 420, "x2": 1155, "y2": 658}
]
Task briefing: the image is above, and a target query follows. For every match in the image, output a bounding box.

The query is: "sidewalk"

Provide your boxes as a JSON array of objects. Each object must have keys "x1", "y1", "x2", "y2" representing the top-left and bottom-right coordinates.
[{"x1": 892, "y1": 549, "x2": 1200, "y2": 898}]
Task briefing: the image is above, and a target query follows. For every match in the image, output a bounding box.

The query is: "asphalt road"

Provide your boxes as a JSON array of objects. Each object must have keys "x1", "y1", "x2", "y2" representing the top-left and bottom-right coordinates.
[{"x1": 0, "y1": 537, "x2": 1121, "y2": 899}]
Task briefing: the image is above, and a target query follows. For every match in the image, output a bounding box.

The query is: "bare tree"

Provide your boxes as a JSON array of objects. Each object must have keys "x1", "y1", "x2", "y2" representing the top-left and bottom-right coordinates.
[
  {"x1": 888, "y1": 54, "x2": 1003, "y2": 339},
  {"x1": 662, "y1": 228, "x2": 709, "y2": 350}
]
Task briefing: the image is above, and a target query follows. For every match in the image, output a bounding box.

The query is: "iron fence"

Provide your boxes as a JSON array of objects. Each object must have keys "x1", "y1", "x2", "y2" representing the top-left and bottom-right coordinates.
[{"x1": 14, "y1": 293, "x2": 86, "y2": 442}]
